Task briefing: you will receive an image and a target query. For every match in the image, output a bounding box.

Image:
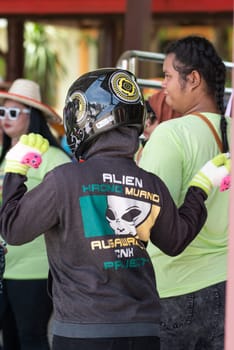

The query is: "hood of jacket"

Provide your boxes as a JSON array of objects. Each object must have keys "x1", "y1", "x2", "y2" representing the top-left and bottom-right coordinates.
[{"x1": 83, "y1": 126, "x2": 140, "y2": 160}]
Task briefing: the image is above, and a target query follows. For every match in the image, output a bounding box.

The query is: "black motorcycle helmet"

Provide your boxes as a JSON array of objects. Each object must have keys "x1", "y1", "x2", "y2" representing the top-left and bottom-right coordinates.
[{"x1": 63, "y1": 68, "x2": 145, "y2": 158}]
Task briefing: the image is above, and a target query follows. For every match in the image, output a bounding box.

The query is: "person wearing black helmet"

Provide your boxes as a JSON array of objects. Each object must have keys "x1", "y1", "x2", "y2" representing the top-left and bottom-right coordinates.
[{"x1": 0, "y1": 68, "x2": 230, "y2": 350}]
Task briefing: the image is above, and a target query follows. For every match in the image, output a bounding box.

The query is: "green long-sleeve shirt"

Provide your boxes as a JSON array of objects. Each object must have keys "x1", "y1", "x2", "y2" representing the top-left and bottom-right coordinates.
[
  {"x1": 139, "y1": 113, "x2": 231, "y2": 298},
  {"x1": 0, "y1": 146, "x2": 71, "y2": 279}
]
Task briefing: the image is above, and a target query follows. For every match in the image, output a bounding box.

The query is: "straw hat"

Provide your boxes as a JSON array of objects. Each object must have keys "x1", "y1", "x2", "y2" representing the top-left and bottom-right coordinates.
[{"x1": 0, "y1": 78, "x2": 61, "y2": 124}]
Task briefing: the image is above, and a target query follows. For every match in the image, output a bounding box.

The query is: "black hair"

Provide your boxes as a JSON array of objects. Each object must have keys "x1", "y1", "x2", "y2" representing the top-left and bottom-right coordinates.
[
  {"x1": 165, "y1": 35, "x2": 229, "y2": 152},
  {"x1": 0, "y1": 107, "x2": 66, "y2": 165}
]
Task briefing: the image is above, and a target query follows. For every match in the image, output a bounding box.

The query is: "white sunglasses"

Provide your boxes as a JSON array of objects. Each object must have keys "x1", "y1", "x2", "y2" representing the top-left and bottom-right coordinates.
[{"x1": 0, "y1": 107, "x2": 31, "y2": 120}]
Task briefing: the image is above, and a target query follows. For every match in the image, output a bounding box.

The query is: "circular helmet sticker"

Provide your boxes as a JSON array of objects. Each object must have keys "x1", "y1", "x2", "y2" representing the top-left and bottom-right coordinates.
[
  {"x1": 110, "y1": 71, "x2": 141, "y2": 103},
  {"x1": 67, "y1": 91, "x2": 87, "y2": 126}
]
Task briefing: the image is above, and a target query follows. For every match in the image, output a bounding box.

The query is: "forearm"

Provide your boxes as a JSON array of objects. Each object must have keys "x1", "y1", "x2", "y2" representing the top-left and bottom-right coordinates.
[{"x1": 0, "y1": 173, "x2": 28, "y2": 243}]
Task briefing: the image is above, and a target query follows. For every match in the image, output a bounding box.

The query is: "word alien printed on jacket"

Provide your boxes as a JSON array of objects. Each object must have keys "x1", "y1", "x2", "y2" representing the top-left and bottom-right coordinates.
[{"x1": 79, "y1": 172, "x2": 161, "y2": 270}]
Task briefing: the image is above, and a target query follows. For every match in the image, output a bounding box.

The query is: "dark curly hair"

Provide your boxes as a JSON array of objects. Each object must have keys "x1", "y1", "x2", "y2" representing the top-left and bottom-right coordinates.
[{"x1": 165, "y1": 35, "x2": 229, "y2": 152}]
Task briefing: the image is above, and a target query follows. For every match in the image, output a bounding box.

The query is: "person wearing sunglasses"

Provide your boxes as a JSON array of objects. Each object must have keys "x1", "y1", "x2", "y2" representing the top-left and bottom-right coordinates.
[
  {"x1": 0, "y1": 106, "x2": 31, "y2": 119},
  {"x1": 0, "y1": 78, "x2": 71, "y2": 350}
]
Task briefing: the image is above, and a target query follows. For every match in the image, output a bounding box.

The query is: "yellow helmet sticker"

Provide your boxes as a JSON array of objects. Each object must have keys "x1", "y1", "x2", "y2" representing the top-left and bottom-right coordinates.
[
  {"x1": 110, "y1": 71, "x2": 141, "y2": 103},
  {"x1": 68, "y1": 91, "x2": 87, "y2": 126}
]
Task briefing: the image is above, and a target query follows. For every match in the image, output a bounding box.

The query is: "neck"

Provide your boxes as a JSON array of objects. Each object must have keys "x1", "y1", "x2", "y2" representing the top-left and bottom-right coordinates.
[{"x1": 11, "y1": 137, "x2": 20, "y2": 147}]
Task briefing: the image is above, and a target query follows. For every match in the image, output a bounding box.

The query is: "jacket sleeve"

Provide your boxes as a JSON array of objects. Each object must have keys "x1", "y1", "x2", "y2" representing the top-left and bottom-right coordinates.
[
  {"x1": 0, "y1": 172, "x2": 58, "y2": 245},
  {"x1": 150, "y1": 185, "x2": 207, "y2": 256}
]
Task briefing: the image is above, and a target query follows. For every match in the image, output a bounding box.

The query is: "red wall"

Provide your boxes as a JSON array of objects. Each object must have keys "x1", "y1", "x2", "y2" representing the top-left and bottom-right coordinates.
[
  {"x1": 152, "y1": 0, "x2": 233, "y2": 12},
  {"x1": 0, "y1": 0, "x2": 232, "y2": 15}
]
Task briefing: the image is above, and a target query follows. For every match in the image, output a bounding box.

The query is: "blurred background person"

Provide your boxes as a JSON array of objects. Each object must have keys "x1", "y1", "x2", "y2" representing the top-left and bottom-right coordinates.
[{"x1": 0, "y1": 78, "x2": 71, "y2": 350}]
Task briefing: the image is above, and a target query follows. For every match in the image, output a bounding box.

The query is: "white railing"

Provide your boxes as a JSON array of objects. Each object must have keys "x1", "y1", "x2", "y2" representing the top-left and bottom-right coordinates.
[{"x1": 116, "y1": 50, "x2": 234, "y2": 95}]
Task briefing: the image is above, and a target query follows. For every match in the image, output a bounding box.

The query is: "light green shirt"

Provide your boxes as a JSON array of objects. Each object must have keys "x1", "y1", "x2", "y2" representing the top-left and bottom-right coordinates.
[
  {"x1": 139, "y1": 113, "x2": 231, "y2": 297},
  {"x1": 1, "y1": 146, "x2": 71, "y2": 279}
]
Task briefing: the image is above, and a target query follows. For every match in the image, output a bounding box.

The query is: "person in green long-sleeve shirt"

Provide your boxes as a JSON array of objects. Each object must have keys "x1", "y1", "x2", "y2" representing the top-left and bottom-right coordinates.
[
  {"x1": 139, "y1": 35, "x2": 230, "y2": 350},
  {"x1": 0, "y1": 78, "x2": 71, "y2": 350}
]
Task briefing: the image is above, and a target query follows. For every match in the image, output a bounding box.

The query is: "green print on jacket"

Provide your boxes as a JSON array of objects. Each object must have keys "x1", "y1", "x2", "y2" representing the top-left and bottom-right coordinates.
[
  {"x1": 80, "y1": 195, "x2": 114, "y2": 237},
  {"x1": 80, "y1": 194, "x2": 153, "y2": 239}
]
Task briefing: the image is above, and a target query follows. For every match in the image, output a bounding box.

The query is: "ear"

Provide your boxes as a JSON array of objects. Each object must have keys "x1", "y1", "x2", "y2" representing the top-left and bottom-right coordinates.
[{"x1": 188, "y1": 70, "x2": 201, "y2": 89}]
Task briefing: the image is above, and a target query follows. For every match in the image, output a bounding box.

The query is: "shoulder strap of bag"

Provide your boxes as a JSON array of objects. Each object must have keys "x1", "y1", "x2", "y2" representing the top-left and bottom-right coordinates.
[{"x1": 193, "y1": 112, "x2": 223, "y2": 152}]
